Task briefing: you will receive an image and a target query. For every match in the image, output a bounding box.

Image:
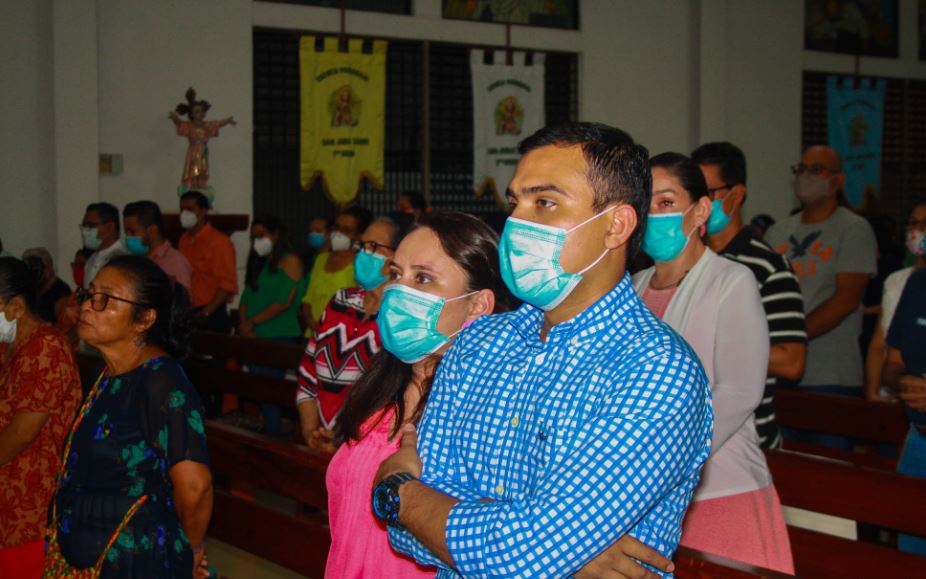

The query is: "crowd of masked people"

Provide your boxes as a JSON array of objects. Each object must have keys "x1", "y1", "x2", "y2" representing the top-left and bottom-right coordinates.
[{"x1": 1, "y1": 123, "x2": 924, "y2": 578}]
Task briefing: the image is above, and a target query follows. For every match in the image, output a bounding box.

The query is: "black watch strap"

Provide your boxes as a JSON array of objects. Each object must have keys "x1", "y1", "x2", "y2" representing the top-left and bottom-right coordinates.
[{"x1": 372, "y1": 472, "x2": 417, "y2": 529}]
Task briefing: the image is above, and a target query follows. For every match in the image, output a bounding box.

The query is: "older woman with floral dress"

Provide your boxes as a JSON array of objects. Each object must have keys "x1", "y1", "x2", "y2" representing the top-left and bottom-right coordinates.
[{"x1": 0, "y1": 257, "x2": 81, "y2": 578}]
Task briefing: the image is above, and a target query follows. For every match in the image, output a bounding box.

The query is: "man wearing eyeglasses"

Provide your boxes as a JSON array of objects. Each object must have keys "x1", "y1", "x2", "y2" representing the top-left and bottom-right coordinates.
[
  {"x1": 765, "y1": 146, "x2": 877, "y2": 423},
  {"x1": 692, "y1": 142, "x2": 807, "y2": 450}
]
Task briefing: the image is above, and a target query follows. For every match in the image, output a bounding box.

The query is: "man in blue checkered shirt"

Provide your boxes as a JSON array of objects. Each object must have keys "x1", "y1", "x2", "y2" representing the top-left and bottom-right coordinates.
[{"x1": 373, "y1": 123, "x2": 713, "y2": 578}]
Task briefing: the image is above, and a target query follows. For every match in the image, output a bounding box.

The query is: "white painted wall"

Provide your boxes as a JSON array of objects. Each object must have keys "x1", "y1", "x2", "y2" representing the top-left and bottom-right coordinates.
[
  {"x1": 0, "y1": 0, "x2": 57, "y2": 262},
  {"x1": 5, "y1": 0, "x2": 926, "y2": 274}
]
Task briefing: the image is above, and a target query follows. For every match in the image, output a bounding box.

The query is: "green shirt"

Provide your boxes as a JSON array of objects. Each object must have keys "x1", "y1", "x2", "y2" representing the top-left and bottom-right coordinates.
[
  {"x1": 301, "y1": 252, "x2": 356, "y2": 337},
  {"x1": 240, "y1": 258, "x2": 308, "y2": 339}
]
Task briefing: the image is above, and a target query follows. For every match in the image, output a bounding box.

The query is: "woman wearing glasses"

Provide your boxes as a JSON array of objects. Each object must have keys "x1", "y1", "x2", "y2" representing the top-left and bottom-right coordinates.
[
  {"x1": 0, "y1": 258, "x2": 81, "y2": 578},
  {"x1": 45, "y1": 256, "x2": 212, "y2": 578},
  {"x1": 296, "y1": 217, "x2": 406, "y2": 452}
]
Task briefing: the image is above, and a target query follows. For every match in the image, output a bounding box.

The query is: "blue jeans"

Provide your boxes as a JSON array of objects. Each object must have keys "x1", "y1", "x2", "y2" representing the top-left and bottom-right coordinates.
[
  {"x1": 898, "y1": 426, "x2": 926, "y2": 555},
  {"x1": 780, "y1": 385, "x2": 861, "y2": 450}
]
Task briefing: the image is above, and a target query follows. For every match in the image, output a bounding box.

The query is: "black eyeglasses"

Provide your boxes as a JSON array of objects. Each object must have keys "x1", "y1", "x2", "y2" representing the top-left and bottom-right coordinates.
[
  {"x1": 791, "y1": 163, "x2": 839, "y2": 176},
  {"x1": 351, "y1": 240, "x2": 396, "y2": 254},
  {"x1": 76, "y1": 287, "x2": 150, "y2": 312}
]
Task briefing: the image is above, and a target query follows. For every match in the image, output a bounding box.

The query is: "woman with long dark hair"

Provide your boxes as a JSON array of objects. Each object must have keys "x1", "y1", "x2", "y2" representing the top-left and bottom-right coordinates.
[
  {"x1": 238, "y1": 215, "x2": 306, "y2": 434},
  {"x1": 44, "y1": 255, "x2": 212, "y2": 578},
  {"x1": 324, "y1": 212, "x2": 514, "y2": 578}
]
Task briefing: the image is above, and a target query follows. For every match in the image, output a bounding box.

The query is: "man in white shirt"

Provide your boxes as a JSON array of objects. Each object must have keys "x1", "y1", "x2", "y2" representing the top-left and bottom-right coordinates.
[{"x1": 80, "y1": 202, "x2": 128, "y2": 288}]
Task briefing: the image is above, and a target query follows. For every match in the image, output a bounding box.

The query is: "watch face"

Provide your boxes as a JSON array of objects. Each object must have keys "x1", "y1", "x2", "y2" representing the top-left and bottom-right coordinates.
[{"x1": 372, "y1": 482, "x2": 394, "y2": 521}]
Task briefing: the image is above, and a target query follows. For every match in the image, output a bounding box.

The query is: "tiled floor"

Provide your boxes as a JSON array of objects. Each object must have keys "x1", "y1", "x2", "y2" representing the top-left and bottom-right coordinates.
[{"x1": 207, "y1": 538, "x2": 309, "y2": 579}]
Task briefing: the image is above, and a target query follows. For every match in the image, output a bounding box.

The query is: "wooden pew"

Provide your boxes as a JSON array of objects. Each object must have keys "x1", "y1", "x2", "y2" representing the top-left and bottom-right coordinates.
[
  {"x1": 206, "y1": 420, "x2": 331, "y2": 577},
  {"x1": 774, "y1": 389, "x2": 909, "y2": 469},
  {"x1": 184, "y1": 332, "x2": 305, "y2": 413},
  {"x1": 766, "y1": 449, "x2": 926, "y2": 578}
]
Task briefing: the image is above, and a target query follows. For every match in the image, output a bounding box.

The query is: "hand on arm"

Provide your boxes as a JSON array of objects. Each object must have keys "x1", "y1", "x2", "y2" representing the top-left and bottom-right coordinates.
[
  {"x1": 170, "y1": 461, "x2": 213, "y2": 579},
  {"x1": 575, "y1": 535, "x2": 674, "y2": 579},
  {"x1": 0, "y1": 412, "x2": 50, "y2": 467},
  {"x1": 805, "y1": 273, "x2": 869, "y2": 339},
  {"x1": 865, "y1": 324, "x2": 894, "y2": 401}
]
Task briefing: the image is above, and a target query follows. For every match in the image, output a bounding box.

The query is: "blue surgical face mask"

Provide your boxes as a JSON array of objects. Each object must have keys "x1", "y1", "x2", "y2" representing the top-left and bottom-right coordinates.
[
  {"x1": 125, "y1": 236, "x2": 149, "y2": 255},
  {"x1": 641, "y1": 205, "x2": 697, "y2": 263},
  {"x1": 307, "y1": 232, "x2": 326, "y2": 249},
  {"x1": 499, "y1": 207, "x2": 617, "y2": 311},
  {"x1": 377, "y1": 284, "x2": 476, "y2": 363},
  {"x1": 706, "y1": 198, "x2": 731, "y2": 235},
  {"x1": 354, "y1": 250, "x2": 388, "y2": 290}
]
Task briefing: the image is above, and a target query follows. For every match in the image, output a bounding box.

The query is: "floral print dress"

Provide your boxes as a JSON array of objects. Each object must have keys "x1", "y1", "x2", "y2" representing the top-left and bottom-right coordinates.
[{"x1": 51, "y1": 357, "x2": 209, "y2": 577}]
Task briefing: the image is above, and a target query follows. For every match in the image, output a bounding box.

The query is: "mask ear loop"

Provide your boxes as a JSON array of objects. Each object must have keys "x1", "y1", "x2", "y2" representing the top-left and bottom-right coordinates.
[
  {"x1": 443, "y1": 290, "x2": 482, "y2": 339},
  {"x1": 572, "y1": 208, "x2": 623, "y2": 276}
]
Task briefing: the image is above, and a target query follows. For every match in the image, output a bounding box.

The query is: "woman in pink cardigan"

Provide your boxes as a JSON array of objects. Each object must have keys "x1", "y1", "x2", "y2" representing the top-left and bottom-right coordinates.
[{"x1": 633, "y1": 152, "x2": 794, "y2": 574}]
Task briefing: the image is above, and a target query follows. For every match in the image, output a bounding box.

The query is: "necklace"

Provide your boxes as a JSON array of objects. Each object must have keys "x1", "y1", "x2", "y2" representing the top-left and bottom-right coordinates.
[{"x1": 650, "y1": 270, "x2": 689, "y2": 291}]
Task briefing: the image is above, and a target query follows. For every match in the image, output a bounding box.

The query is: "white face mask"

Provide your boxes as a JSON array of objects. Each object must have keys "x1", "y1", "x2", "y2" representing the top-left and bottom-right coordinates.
[
  {"x1": 330, "y1": 231, "x2": 351, "y2": 252},
  {"x1": 253, "y1": 237, "x2": 273, "y2": 257},
  {"x1": 80, "y1": 226, "x2": 103, "y2": 251},
  {"x1": 180, "y1": 210, "x2": 198, "y2": 230},
  {"x1": 0, "y1": 310, "x2": 17, "y2": 343},
  {"x1": 794, "y1": 174, "x2": 833, "y2": 205}
]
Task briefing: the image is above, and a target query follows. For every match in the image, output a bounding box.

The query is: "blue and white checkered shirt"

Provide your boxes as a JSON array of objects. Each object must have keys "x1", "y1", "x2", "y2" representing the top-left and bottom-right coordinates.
[{"x1": 389, "y1": 275, "x2": 713, "y2": 578}]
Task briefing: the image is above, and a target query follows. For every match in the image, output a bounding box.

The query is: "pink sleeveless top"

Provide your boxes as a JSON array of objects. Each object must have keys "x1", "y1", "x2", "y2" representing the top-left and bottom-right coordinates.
[{"x1": 324, "y1": 407, "x2": 435, "y2": 578}]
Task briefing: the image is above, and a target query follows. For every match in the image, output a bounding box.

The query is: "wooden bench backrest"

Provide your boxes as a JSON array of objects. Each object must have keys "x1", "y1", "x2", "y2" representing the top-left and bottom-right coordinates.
[
  {"x1": 766, "y1": 449, "x2": 926, "y2": 576},
  {"x1": 774, "y1": 389, "x2": 909, "y2": 444},
  {"x1": 190, "y1": 332, "x2": 304, "y2": 370},
  {"x1": 774, "y1": 389, "x2": 909, "y2": 469}
]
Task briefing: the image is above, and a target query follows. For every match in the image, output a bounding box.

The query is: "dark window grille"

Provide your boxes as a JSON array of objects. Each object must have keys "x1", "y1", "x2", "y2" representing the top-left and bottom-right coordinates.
[{"x1": 253, "y1": 28, "x2": 577, "y2": 246}]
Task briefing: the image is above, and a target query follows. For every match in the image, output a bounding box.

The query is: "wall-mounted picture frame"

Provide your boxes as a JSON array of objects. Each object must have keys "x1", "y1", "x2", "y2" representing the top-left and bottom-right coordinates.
[
  {"x1": 805, "y1": 0, "x2": 898, "y2": 58},
  {"x1": 442, "y1": 0, "x2": 578, "y2": 30}
]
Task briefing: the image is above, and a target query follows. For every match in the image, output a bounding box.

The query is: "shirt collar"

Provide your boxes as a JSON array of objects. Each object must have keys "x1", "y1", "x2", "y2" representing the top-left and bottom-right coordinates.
[
  {"x1": 721, "y1": 226, "x2": 755, "y2": 254},
  {"x1": 508, "y1": 274, "x2": 636, "y2": 347},
  {"x1": 149, "y1": 240, "x2": 173, "y2": 260}
]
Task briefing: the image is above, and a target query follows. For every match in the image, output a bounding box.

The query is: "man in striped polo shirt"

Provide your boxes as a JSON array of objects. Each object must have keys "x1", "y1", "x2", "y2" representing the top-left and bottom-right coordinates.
[{"x1": 693, "y1": 142, "x2": 808, "y2": 449}]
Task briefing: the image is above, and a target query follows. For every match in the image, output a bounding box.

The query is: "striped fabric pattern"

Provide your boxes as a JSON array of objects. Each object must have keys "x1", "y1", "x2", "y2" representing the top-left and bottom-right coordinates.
[{"x1": 720, "y1": 227, "x2": 807, "y2": 449}]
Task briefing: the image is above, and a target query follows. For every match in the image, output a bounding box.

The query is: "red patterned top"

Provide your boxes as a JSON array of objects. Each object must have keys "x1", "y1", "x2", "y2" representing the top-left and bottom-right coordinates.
[
  {"x1": 0, "y1": 324, "x2": 82, "y2": 547},
  {"x1": 296, "y1": 287, "x2": 381, "y2": 429}
]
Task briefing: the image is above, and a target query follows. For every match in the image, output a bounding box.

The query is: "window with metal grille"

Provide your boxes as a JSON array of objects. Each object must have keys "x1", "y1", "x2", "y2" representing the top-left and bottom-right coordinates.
[{"x1": 253, "y1": 27, "x2": 578, "y2": 248}]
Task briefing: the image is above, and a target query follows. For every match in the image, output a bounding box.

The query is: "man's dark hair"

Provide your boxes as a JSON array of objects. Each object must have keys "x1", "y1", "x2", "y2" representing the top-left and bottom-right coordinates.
[
  {"x1": 180, "y1": 190, "x2": 210, "y2": 210},
  {"x1": 690, "y1": 142, "x2": 747, "y2": 188},
  {"x1": 400, "y1": 192, "x2": 429, "y2": 211},
  {"x1": 87, "y1": 202, "x2": 121, "y2": 237},
  {"x1": 517, "y1": 122, "x2": 651, "y2": 259},
  {"x1": 123, "y1": 200, "x2": 164, "y2": 235},
  {"x1": 340, "y1": 205, "x2": 374, "y2": 236}
]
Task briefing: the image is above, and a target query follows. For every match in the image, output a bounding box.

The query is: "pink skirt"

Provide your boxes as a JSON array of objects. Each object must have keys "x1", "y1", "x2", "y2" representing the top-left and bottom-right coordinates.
[{"x1": 680, "y1": 485, "x2": 794, "y2": 575}]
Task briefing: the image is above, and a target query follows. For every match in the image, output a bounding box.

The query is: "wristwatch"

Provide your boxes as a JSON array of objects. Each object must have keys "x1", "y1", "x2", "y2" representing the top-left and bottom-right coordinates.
[{"x1": 372, "y1": 472, "x2": 417, "y2": 529}]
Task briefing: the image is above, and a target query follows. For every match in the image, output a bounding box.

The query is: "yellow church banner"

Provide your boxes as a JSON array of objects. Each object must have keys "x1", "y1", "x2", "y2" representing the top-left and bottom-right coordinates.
[{"x1": 300, "y1": 36, "x2": 386, "y2": 206}]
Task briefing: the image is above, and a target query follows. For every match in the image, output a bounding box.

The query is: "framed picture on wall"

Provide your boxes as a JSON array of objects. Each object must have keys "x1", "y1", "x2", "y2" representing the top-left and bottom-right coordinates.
[
  {"x1": 442, "y1": 0, "x2": 578, "y2": 30},
  {"x1": 804, "y1": 0, "x2": 898, "y2": 58},
  {"x1": 920, "y1": 0, "x2": 926, "y2": 59}
]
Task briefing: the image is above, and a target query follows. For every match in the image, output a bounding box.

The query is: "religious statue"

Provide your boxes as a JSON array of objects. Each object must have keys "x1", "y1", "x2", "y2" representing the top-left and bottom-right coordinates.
[{"x1": 168, "y1": 87, "x2": 236, "y2": 197}]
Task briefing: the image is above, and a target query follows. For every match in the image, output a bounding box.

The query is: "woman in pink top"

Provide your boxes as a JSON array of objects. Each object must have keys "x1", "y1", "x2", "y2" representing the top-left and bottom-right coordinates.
[
  {"x1": 633, "y1": 153, "x2": 793, "y2": 574},
  {"x1": 324, "y1": 212, "x2": 515, "y2": 578}
]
